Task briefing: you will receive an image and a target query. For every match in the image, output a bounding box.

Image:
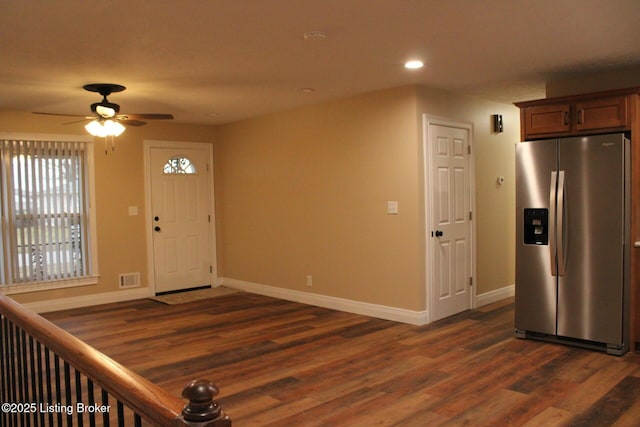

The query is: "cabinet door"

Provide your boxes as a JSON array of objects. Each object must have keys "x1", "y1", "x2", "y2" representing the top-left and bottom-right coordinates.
[
  {"x1": 523, "y1": 104, "x2": 571, "y2": 138},
  {"x1": 575, "y1": 96, "x2": 628, "y2": 132}
]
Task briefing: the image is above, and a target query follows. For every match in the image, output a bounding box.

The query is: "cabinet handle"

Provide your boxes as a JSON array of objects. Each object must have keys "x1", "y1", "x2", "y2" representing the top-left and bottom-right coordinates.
[
  {"x1": 563, "y1": 111, "x2": 569, "y2": 126},
  {"x1": 577, "y1": 109, "x2": 584, "y2": 124}
]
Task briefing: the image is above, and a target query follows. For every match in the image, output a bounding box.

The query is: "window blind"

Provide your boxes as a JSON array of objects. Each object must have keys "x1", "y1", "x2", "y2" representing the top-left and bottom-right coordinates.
[{"x1": 1, "y1": 139, "x2": 90, "y2": 284}]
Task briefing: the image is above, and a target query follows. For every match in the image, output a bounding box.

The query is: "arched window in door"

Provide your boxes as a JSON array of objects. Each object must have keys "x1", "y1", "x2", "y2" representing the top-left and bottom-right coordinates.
[{"x1": 163, "y1": 156, "x2": 196, "y2": 174}]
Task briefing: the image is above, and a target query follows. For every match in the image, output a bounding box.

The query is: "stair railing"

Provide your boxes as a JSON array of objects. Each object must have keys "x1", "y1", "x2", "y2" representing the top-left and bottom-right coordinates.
[{"x1": 0, "y1": 294, "x2": 231, "y2": 426}]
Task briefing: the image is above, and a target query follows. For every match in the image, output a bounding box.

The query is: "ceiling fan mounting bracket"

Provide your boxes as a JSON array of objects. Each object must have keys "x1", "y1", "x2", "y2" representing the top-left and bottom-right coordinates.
[{"x1": 83, "y1": 83, "x2": 126, "y2": 97}]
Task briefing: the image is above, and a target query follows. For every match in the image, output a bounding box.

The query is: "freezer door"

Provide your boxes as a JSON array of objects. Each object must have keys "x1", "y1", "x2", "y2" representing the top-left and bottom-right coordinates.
[
  {"x1": 557, "y1": 134, "x2": 627, "y2": 345},
  {"x1": 515, "y1": 140, "x2": 558, "y2": 336}
]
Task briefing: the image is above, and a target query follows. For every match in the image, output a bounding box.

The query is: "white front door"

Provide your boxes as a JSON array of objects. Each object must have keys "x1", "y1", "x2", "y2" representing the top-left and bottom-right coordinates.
[
  {"x1": 148, "y1": 144, "x2": 213, "y2": 293},
  {"x1": 425, "y1": 119, "x2": 474, "y2": 322}
]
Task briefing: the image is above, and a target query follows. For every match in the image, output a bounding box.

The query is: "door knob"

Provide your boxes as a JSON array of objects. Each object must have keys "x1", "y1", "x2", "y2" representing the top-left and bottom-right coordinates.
[
  {"x1": 154, "y1": 226, "x2": 161, "y2": 232},
  {"x1": 435, "y1": 230, "x2": 443, "y2": 237}
]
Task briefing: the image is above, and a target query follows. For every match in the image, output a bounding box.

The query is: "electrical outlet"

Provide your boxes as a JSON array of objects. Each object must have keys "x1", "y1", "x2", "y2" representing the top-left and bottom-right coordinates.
[{"x1": 306, "y1": 275, "x2": 313, "y2": 287}]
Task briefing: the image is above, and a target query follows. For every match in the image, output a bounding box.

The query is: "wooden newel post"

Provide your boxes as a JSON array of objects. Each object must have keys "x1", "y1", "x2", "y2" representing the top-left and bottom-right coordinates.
[{"x1": 181, "y1": 379, "x2": 231, "y2": 426}]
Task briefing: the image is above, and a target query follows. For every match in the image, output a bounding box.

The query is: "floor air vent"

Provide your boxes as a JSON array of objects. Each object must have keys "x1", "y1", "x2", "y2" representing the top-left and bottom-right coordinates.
[{"x1": 119, "y1": 272, "x2": 141, "y2": 288}]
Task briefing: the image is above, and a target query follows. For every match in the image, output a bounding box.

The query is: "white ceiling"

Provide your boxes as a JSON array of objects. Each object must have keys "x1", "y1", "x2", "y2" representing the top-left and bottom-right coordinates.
[{"x1": 2, "y1": 0, "x2": 640, "y2": 126}]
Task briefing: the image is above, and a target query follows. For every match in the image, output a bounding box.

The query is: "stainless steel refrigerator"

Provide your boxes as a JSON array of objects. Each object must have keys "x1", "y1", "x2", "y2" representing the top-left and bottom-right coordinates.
[{"x1": 515, "y1": 133, "x2": 630, "y2": 355}]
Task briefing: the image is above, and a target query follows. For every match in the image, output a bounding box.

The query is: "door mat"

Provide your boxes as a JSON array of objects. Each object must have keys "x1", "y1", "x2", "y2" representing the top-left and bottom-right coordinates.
[{"x1": 149, "y1": 286, "x2": 241, "y2": 305}]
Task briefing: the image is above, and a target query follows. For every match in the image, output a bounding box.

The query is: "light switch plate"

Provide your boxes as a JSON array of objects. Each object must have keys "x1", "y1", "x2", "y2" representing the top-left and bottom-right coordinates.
[
  {"x1": 387, "y1": 200, "x2": 399, "y2": 215},
  {"x1": 128, "y1": 206, "x2": 139, "y2": 216}
]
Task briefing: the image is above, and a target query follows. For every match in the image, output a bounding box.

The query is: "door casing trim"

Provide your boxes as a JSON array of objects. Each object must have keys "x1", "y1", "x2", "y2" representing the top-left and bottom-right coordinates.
[
  {"x1": 143, "y1": 140, "x2": 217, "y2": 295},
  {"x1": 422, "y1": 115, "x2": 477, "y2": 322}
]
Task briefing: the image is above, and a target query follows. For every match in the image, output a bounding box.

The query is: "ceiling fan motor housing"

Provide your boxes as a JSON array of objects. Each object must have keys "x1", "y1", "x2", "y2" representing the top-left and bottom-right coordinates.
[{"x1": 91, "y1": 101, "x2": 120, "y2": 115}]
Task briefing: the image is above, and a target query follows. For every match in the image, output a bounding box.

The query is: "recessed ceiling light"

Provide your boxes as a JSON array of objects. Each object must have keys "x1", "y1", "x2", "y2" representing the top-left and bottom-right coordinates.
[
  {"x1": 206, "y1": 112, "x2": 219, "y2": 117},
  {"x1": 404, "y1": 60, "x2": 424, "y2": 70},
  {"x1": 300, "y1": 88, "x2": 315, "y2": 93},
  {"x1": 303, "y1": 30, "x2": 327, "y2": 41}
]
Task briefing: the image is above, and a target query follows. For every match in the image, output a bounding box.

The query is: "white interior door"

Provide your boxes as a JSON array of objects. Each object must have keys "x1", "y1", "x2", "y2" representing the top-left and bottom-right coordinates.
[
  {"x1": 149, "y1": 145, "x2": 212, "y2": 293},
  {"x1": 425, "y1": 119, "x2": 473, "y2": 322}
]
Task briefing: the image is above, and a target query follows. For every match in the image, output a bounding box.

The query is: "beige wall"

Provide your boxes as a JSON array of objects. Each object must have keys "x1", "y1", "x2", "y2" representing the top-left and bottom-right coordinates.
[
  {"x1": 2, "y1": 83, "x2": 519, "y2": 314},
  {"x1": 546, "y1": 65, "x2": 640, "y2": 98},
  {"x1": 215, "y1": 85, "x2": 519, "y2": 311},
  {"x1": 216, "y1": 86, "x2": 425, "y2": 309},
  {"x1": 0, "y1": 112, "x2": 215, "y2": 305},
  {"x1": 416, "y1": 86, "x2": 520, "y2": 295}
]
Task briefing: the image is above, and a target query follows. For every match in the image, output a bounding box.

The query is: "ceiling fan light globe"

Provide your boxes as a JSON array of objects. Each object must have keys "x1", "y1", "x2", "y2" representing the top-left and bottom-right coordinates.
[
  {"x1": 105, "y1": 119, "x2": 126, "y2": 136},
  {"x1": 85, "y1": 120, "x2": 106, "y2": 137}
]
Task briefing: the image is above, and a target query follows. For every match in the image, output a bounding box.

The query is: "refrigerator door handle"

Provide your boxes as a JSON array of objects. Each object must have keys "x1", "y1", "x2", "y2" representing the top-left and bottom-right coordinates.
[
  {"x1": 557, "y1": 171, "x2": 566, "y2": 276},
  {"x1": 549, "y1": 171, "x2": 558, "y2": 276}
]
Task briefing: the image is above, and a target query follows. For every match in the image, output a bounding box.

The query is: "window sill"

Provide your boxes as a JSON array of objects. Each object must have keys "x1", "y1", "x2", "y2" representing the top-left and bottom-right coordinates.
[{"x1": 0, "y1": 276, "x2": 100, "y2": 295}]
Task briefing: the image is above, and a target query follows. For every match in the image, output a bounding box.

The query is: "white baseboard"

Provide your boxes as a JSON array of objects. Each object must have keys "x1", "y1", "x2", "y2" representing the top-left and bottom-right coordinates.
[
  {"x1": 476, "y1": 284, "x2": 514, "y2": 308},
  {"x1": 24, "y1": 287, "x2": 152, "y2": 314},
  {"x1": 21, "y1": 280, "x2": 512, "y2": 320},
  {"x1": 220, "y1": 277, "x2": 430, "y2": 326}
]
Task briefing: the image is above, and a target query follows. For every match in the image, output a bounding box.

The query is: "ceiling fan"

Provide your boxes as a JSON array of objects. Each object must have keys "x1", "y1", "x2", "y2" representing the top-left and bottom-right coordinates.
[{"x1": 34, "y1": 83, "x2": 174, "y2": 136}]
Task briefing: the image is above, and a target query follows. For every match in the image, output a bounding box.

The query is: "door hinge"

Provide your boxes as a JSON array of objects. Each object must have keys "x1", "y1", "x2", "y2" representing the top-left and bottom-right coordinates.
[
  {"x1": 210, "y1": 265, "x2": 213, "y2": 274},
  {"x1": 469, "y1": 211, "x2": 472, "y2": 221},
  {"x1": 469, "y1": 277, "x2": 473, "y2": 287},
  {"x1": 208, "y1": 214, "x2": 211, "y2": 223},
  {"x1": 468, "y1": 145, "x2": 471, "y2": 155}
]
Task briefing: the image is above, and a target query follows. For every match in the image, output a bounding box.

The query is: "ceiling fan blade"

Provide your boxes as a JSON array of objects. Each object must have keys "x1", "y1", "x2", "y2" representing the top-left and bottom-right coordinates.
[
  {"x1": 63, "y1": 118, "x2": 92, "y2": 125},
  {"x1": 118, "y1": 113, "x2": 174, "y2": 120},
  {"x1": 119, "y1": 119, "x2": 147, "y2": 127},
  {"x1": 33, "y1": 112, "x2": 87, "y2": 118}
]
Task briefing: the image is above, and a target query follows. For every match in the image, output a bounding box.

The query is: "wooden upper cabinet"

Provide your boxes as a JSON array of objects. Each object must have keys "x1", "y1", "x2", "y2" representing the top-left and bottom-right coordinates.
[
  {"x1": 516, "y1": 89, "x2": 636, "y2": 141},
  {"x1": 522, "y1": 103, "x2": 571, "y2": 137},
  {"x1": 574, "y1": 96, "x2": 628, "y2": 132}
]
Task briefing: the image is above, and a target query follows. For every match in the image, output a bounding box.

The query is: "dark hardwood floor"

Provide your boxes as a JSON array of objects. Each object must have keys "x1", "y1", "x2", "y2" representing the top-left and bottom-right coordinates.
[{"x1": 44, "y1": 292, "x2": 640, "y2": 426}]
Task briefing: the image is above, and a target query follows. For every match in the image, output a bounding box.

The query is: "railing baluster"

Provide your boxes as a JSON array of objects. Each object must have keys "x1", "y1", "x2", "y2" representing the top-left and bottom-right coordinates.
[
  {"x1": 44, "y1": 347, "x2": 54, "y2": 426},
  {"x1": 117, "y1": 400, "x2": 125, "y2": 427},
  {"x1": 76, "y1": 369, "x2": 84, "y2": 427},
  {"x1": 102, "y1": 389, "x2": 110, "y2": 427},
  {"x1": 16, "y1": 328, "x2": 25, "y2": 427},
  {"x1": 87, "y1": 378, "x2": 96, "y2": 427},
  {"x1": 21, "y1": 329, "x2": 33, "y2": 427},
  {"x1": 1, "y1": 316, "x2": 7, "y2": 427},
  {"x1": 0, "y1": 315, "x2": 9, "y2": 425},
  {"x1": 36, "y1": 341, "x2": 45, "y2": 427},
  {"x1": 14, "y1": 325, "x2": 22, "y2": 407},
  {"x1": 28, "y1": 336, "x2": 38, "y2": 427},
  {"x1": 8, "y1": 322, "x2": 18, "y2": 427},
  {"x1": 53, "y1": 355, "x2": 63, "y2": 426},
  {"x1": 64, "y1": 361, "x2": 72, "y2": 426}
]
